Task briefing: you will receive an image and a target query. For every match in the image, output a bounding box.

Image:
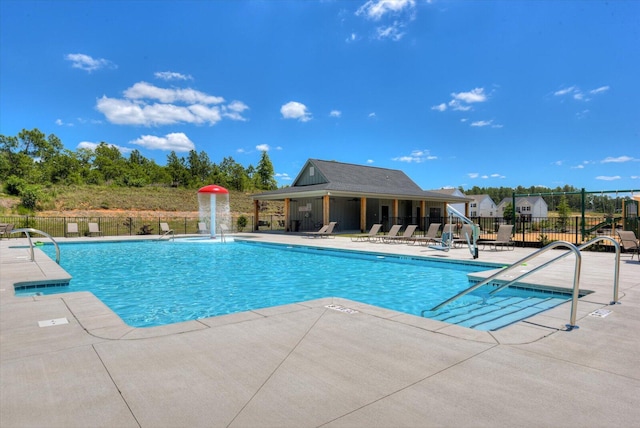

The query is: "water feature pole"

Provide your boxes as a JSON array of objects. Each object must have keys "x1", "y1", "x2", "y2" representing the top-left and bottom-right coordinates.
[{"x1": 197, "y1": 185, "x2": 230, "y2": 239}]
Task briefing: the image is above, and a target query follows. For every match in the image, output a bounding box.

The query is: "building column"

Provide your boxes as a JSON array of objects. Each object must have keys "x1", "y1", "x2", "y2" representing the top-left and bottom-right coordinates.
[
  {"x1": 284, "y1": 198, "x2": 291, "y2": 232},
  {"x1": 323, "y1": 195, "x2": 330, "y2": 224},
  {"x1": 360, "y1": 197, "x2": 367, "y2": 232},
  {"x1": 393, "y1": 199, "x2": 399, "y2": 224},
  {"x1": 253, "y1": 200, "x2": 260, "y2": 231}
]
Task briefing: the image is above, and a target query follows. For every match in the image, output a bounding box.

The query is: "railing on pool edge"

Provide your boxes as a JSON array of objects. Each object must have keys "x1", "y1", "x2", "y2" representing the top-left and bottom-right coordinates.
[
  {"x1": 11, "y1": 228, "x2": 61, "y2": 264},
  {"x1": 426, "y1": 241, "x2": 583, "y2": 330},
  {"x1": 425, "y1": 237, "x2": 621, "y2": 330}
]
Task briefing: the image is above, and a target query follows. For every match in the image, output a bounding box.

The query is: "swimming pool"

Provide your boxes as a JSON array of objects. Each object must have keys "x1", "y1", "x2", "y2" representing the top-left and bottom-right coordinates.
[{"x1": 18, "y1": 240, "x2": 570, "y2": 329}]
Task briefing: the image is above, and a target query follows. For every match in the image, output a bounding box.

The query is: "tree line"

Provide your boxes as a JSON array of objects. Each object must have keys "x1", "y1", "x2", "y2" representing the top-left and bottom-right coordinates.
[
  {"x1": 0, "y1": 128, "x2": 279, "y2": 210},
  {"x1": 462, "y1": 185, "x2": 630, "y2": 214}
]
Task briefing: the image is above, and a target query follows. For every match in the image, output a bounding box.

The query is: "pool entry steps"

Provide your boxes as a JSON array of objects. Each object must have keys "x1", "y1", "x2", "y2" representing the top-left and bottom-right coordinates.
[
  {"x1": 426, "y1": 237, "x2": 621, "y2": 331},
  {"x1": 426, "y1": 293, "x2": 570, "y2": 331}
]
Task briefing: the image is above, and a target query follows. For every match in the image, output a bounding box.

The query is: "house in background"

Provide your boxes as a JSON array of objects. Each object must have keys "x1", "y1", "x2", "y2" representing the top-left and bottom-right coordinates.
[
  {"x1": 468, "y1": 194, "x2": 497, "y2": 217},
  {"x1": 431, "y1": 188, "x2": 466, "y2": 215},
  {"x1": 252, "y1": 159, "x2": 471, "y2": 232},
  {"x1": 497, "y1": 196, "x2": 548, "y2": 219}
]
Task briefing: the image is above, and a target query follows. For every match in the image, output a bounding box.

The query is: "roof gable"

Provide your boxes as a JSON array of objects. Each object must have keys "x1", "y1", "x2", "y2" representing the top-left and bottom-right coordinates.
[{"x1": 294, "y1": 159, "x2": 424, "y2": 194}]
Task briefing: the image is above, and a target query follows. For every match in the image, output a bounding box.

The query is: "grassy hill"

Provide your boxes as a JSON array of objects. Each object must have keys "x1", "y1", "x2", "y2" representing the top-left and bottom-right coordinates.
[{"x1": 0, "y1": 185, "x2": 283, "y2": 217}]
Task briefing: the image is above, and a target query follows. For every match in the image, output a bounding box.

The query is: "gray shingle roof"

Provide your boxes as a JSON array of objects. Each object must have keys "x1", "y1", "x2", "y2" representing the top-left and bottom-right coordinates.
[{"x1": 254, "y1": 159, "x2": 469, "y2": 201}]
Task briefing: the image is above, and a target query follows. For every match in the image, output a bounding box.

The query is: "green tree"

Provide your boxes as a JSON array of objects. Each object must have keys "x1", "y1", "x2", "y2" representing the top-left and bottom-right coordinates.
[
  {"x1": 166, "y1": 151, "x2": 189, "y2": 187},
  {"x1": 557, "y1": 195, "x2": 571, "y2": 232},
  {"x1": 255, "y1": 151, "x2": 277, "y2": 190}
]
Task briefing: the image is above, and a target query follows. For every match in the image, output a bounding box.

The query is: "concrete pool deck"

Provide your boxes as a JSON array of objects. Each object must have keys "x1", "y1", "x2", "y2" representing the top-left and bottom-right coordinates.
[{"x1": 1, "y1": 233, "x2": 639, "y2": 427}]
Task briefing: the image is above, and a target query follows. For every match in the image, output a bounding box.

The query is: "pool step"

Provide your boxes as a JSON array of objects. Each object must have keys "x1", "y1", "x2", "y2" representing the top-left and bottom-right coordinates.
[{"x1": 428, "y1": 295, "x2": 568, "y2": 331}]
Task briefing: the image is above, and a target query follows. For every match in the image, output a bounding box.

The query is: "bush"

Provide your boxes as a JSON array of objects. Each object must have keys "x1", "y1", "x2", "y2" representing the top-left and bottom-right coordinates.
[
  {"x1": 5, "y1": 175, "x2": 26, "y2": 196},
  {"x1": 237, "y1": 215, "x2": 248, "y2": 232},
  {"x1": 20, "y1": 185, "x2": 42, "y2": 211}
]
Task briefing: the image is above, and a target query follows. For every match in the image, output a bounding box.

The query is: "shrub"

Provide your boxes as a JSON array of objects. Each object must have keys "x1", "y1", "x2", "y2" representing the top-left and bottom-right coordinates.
[{"x1": 237, "y1": 215, "x2": 248, "y2": 232}]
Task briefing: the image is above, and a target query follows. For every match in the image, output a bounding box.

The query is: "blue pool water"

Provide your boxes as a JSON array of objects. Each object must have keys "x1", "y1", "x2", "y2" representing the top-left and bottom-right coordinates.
[{"x1": 19, "y1": 240, "x2": 569, "y2": 329}]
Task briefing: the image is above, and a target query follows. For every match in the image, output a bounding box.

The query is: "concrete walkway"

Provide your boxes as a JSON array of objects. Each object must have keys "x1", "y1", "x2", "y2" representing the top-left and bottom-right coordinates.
[{"x1": 1, "y1": 233, "x2": 639, "y2": 427}]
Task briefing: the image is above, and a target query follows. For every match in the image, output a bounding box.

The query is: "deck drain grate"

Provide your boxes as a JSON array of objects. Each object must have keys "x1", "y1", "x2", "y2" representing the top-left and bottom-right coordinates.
[
  {"x1": 38, "y1": 318, "x2": 69, "y2": 327},
  {"x1": 325, "y1": 304, "x2": 358, "y2": 314},
  {"x1": 589, "y1": 309, "x2": 612, "y2": 318}
]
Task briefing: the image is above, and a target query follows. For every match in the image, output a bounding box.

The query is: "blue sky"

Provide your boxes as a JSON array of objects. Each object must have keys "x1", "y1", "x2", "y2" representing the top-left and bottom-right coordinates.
[{"x1": 1, "y1": 0, "x2": 639, "y2": 191}]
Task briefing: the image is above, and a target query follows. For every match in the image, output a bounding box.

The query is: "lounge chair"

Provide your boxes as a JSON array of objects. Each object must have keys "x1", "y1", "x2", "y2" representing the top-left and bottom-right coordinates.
[
  {"x1": 160, "y1": 222, "x2": 174, "y2": 235},
  {"x1": 66, "y1": 222, "x2": 79, "y2": 237},
  {"x1": 617, "y1": 230, "x2": 639, "y2": 260},
  {"x1": 375, "y1": 224, "x2": 402, "y2": 243},
  {"x1": 425, "y1": 225, "x2": 455, "y2": 252},
  {"x1": 88, "y1": 222, "x2": 103, "y2": 237},
  {"x1": 351, "y1": 224, "x2": 382, "y2": 242},
  {"x1": 198, "y1": 222, "x2": 208, "y2": 234},
  {"x1": 484, "y1": 224, "x2": 514, "y2": 250},
  {"x1": 382, "y1": 224, "x2": 418, "y2": 244},
  {"x1": 305, "y1": 221, "x2": 337, "y2": 238},
  {"x1": 452, "y1": 224, "x2": 474, "y2": 248},
  {"x1": 410, "y1": 223, "x2": 441, "y2": 246},
  {"x1": 0, "y1": 223, "x2": 14, "y2": 239}
]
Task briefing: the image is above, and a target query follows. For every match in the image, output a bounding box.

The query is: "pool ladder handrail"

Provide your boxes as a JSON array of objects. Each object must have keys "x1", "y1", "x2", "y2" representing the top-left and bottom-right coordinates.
[
  {"x1": 11, "y1": 228, "x2": 61, "y2": 264},
  {"x1": 488, "y1": 236, "x2": 620, "y2": 305},
  {"x1": 159, "y1": 230, "x2": 175, "y2": 241},
  {"x1": 429, "y1": 241, "x2": 583, "y2": 330}
]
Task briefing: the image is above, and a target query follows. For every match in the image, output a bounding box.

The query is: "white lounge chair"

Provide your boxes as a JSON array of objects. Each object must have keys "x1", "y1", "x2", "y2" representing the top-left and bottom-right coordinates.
[
  {"x1": 351, "y1": 224, "x2": 382, "y2": 242},
  {"x1": 198, "y1": 222, "x2": 208, "y2": 234},
  {"x1": 88, "y1": 222, "x2": 102, "y2": 237},
  {"x1": 617, "y1": 230, "x2": 639, "y2": 260},
  {"x1": 375, "y1": 224, "x2": 402, "y2": 243},
  {"x1": 160, "y1": 222, "x2": 174, "y2": 234},
  {"x1": 66, "y1": 222, "x2": 79, "y2": 237}
]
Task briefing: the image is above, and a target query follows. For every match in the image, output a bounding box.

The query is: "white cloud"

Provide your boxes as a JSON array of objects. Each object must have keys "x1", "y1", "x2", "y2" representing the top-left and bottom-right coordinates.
[
  {"x1": 596, "y1": 175, "x2": 621, "y2": 181},
  {"x1": 468, "y1": 173, "x2": 479, "y2": 179},
  {"x1": 65, "y1": 53, "x2": 116, "y2": 72},
  {"x1": 280, "y1": 101, "x2": 312, "y2": 122},
  {"x1": 554, "y1": 86, "x2": 576, "y2": 96},
  {"x1": 329, "y1": 110, "x2": 342, "y2": 118},
  {"x1": 553, "y1": 161, "x2": 563, "y2": 166},
  {"x1": 124, "y1": 82, "x2": 224, "y2": 104},
  {"x1": 55, "y1": 118, "x2": 73, "y2": 127},
  {"x1": 392, "y1": 149, "x2": 437, "y2": 163},
  {"x1": 96, "y1": 82, "x2": 247, "y2": 126},
  {"x1": 154, "y1": 71, "x2": 193, "y2": 81},
  {"x1": 366, "y1": 159, "x2": 375, "y2": 164},
  {"x1": 554, "y1": 85, "x2": 609, "y2": 102},
  {"x1": 77, "y1": 141, "x2": 131, "y2": 154},
  {"x1": 275, "y1": 172, "x2": 291, "y2": 181},
  {"x1": 256, "y1": 144, "x2": 270, "y2": 151},
  {"x1": 571, "y1": 164, "x2": 584, "y2": 169},
  {"x1": 368, "y1": 112, "x2": 377, "y2": 118},
  {"x1": 451, "y1": 88, "x2": 487, "y2": 103},
  {"x1": 431, "y1": 103, "x2": 447, "y2": 112},
  {"x1": 601, "y1": 155, "x2": 638, "y2": 163},
  {"x1": 470, "y1": 120, "x2": 493, "y2": 127},
  {"x1": 376, "y1": 21, "x2": 405, "y2": 41},
  {"x1": 356, "y1": 0, "x2": 416, "y2": 21},
  {"x1": 490, "y1": 173, "x2": 506, "y2": 179},
  {"x1": 468, "y1": 171, "x2": 504, "y2": 179},
  {"x1": 346, "y1": 33, "x2": 358, "y2": 43},
  {"x1": 130, "y1": 132, "x2": 194, "y2": 152}
]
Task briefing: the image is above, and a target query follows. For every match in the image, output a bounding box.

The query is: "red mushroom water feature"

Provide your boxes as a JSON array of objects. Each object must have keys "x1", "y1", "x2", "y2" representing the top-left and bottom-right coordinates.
[{"x1": 197, "y1": 185, "x2": 230, "y2": 239}]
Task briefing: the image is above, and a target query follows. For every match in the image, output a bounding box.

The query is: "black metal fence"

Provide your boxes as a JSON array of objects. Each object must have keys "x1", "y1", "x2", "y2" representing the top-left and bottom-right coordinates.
[{"x1": 1, "y1": 214, "x2": 636, "y2": 247}]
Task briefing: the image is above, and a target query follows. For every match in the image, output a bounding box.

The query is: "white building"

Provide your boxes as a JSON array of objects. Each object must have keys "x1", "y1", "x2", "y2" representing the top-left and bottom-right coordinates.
[
  {"x1": 497, "y1": 196, "x2": 548, "y2": 219},
  {"x1": 468, "y1": 194, "x2": 497, "y2": 217},
  {"x1": 432, "y1": 188, "x2": 466, "y2": 215}
]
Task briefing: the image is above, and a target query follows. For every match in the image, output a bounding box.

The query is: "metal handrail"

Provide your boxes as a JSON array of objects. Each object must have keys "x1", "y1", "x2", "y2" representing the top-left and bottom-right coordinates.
[
  {"x1": 429, "y1": 241, "x2": 583, "y2": 330},
  {"x1": 158, "y1": 230, "x2": 175, "y2": 241},
  {"x1": 11, "y1": 228, "x2": 61, "y2": 264},
  {"x1": 489, "y1": 236, "x2": 620, "y2": 304}
]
